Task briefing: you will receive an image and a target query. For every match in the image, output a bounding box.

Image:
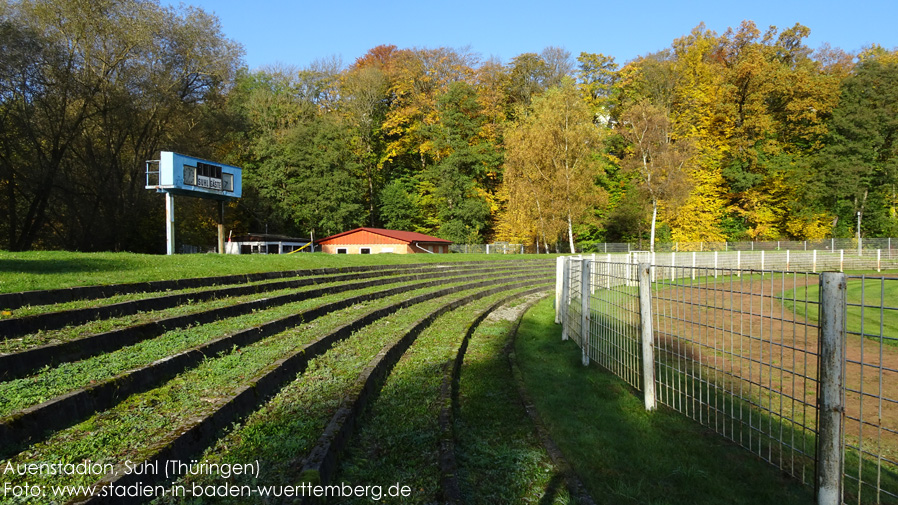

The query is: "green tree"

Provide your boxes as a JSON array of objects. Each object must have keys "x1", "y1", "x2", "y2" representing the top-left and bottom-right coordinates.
[
  {"x1": 814, "y1": 55, "x2": 898, "y2": 237},
  {"x1": 426, "y1": 82, "x2": 499, "y2": 243},
  {"x1": 252, "y1": 114, "x2": 367, "y2": 237}
]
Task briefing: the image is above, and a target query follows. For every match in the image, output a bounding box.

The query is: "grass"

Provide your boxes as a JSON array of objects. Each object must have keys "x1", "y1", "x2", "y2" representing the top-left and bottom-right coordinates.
[
  {"x1": 335, "y1": 288, "x2": 551, "y2": 504},
  {"x1": 455, "y1": 295, "x2": 570, "y2": 505},
  {"x1": 153, "y1": 286, "x2": 536, "y2": 504},
  {"x1": 780, "y1": 275, "x2": 898, "y2": 345},
  {"x1": 0, "y1": 250, "x2": 542, "y2": 293},
  {"x1": 0, "y1": 276, "x2": 484, "y2": 416},
  {"x1": 0, "y1": 285, "x2": 500, "y2": 495},
  {"x1": 515, "y1": 297, "x2": 816, "y2": 505}
]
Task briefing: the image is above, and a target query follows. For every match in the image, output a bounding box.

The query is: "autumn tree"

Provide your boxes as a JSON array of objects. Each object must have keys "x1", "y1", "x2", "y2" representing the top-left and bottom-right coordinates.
[
  {"x1": 501, "y1": 78, "x2": 607, "y2": 252},
  {"x1": 619, "y1": 100, "x2": 692, "y2": 252}
]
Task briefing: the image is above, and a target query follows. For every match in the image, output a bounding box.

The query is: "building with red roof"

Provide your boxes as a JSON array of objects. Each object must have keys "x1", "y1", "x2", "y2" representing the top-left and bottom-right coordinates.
[{"x1": 316, "y1": 227, "x2": 453, "y2": 254}]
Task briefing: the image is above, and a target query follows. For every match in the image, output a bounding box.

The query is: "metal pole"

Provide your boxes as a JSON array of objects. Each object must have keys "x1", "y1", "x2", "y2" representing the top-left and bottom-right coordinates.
[
  {"x1": 638, "y1": 263, "x2": 656, "y2": 411},
  {"x1": 165, "y1": 192, "x2": 175, "y2": 255},
  {"x1": 857, "y1": 211, "x2": 862, "y2": 256},
  {"x1": 816, "y1": 272, "x2": 846, "y2": 505},
  {"x1": 581, "y1": 258, "x2": 591, "y2": 366}
]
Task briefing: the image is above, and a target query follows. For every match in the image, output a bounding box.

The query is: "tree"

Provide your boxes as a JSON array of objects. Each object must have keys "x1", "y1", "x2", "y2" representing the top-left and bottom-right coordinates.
[
  {"x1": 577, "y1": 52, "x2": 618, "y2": 120},
  {"x1": 426, "y1": 82, "x2": 499, "y2": 243},
  {"x1": 251, "y1": 114, "x2": 367, "y2": 237},
  {"x1": 618, "y1": 100, "x2": 692, "y2": 252},
  {"x1": 0, "y1": 0, "x2": 242, "y2": 251},
  {"x1": 815, "y1": 55, "x2": 898, "y2": 237},
  {"x1": 501, "y1": 79, "x2": 607, "y2": 252}
]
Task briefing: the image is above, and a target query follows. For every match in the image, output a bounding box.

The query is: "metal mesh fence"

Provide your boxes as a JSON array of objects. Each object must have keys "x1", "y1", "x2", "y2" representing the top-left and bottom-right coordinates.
[
  {"x1": 557, "y1": 257, "x2": 898, "y2": 503},
  {"x1": 454, "y1": 238, "x2": 898, "y2": 256},
  {"x1": 843, "y1": 275, "x2": 898, "y2": 505}
]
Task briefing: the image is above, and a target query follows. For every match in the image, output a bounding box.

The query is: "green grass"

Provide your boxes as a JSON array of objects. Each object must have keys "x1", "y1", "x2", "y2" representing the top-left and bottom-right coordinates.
[
  {"x1": 0, "y1": 287, "x2": 497, "y2": 496},
  {"x1": 335, "y1": 288, "x2": 550, "y2": 504},
  {"x1": 455, "y1": 295, "x2": 570, "y2": 505},
  {"x1": 153, "y1": 287, "x2": 525, "y2": 504},
  {"x1": 780, "y1": 276, "x2": 898, "y2": 345},
  {"x1": 0, "y1": 276, "x2": 486, "y2": 416},
  {"x1": 516, "y1": 297, "x2": 815, "y2": 505},
  {"x1": 0, "y1": 250, "x2": 542, "y2": 293}
]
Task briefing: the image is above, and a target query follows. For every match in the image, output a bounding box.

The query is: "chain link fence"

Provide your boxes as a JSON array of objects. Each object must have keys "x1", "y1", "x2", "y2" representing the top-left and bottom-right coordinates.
[{"x1": 556, "y1": 257, "x2": 898, "y2": 504}]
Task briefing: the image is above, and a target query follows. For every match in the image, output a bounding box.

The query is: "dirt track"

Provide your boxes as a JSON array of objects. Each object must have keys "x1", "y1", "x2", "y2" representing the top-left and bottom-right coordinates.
[{"x1": 649, "y1": 274, "x2": 898, "y2": 485}]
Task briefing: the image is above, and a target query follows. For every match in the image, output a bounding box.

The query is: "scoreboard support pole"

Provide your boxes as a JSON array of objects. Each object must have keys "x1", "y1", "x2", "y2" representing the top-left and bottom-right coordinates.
[
  {"x1": 165, "y1": 192, "x2": 175, "y2": 256},
  {"x1": 218, "y1": 200, "x2": 225, "y2": 254}
]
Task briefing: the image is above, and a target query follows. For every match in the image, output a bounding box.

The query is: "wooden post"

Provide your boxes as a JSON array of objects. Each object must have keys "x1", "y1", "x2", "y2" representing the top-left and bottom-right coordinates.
[
  {"x1": 581, "y1": 258, "x2": 591, "y2": 366},
  {"x1": 218, "y1": 200, "x2": 225, "y2": 254},
  {"x1": 638, "y1": 263, "x2": 656, "y2": 411},
  {"x1": 816, "y1": 272, "x2": 846, "y2": 505}
]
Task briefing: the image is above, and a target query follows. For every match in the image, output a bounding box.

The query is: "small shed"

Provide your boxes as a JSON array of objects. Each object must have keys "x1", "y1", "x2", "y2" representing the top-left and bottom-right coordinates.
[
  {"x1": 316, "y1": 228, "x2": 452, "y2": 254},
  {"x1": 225, "y1": 233, "x2": 313, "y2": 254}
]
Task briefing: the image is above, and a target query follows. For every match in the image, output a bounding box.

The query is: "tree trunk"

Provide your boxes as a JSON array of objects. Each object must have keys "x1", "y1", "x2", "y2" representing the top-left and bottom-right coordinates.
[
  {"x1": 650, "y1": 199, "x2": 658, "y2": 253},
  {"x1": 568, "y1": 212, "x2": 576, "y2": 254}
]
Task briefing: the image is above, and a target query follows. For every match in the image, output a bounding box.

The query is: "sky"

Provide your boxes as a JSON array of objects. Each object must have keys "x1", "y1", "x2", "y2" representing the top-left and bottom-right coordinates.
[{"x1": 170, "y1": 0, "x2": 898, "y2": 70}]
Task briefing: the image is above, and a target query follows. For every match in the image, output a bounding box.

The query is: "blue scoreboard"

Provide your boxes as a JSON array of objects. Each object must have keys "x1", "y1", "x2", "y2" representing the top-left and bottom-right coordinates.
[{"x1": 146, "y1": 151, "x2": 242, "y2": 200}]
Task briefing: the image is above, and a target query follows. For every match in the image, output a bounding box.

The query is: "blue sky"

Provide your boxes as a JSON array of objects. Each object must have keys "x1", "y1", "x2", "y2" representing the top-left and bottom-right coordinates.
[{"x1": 174, "y1": 0, "x2": 898, "y2": 70}]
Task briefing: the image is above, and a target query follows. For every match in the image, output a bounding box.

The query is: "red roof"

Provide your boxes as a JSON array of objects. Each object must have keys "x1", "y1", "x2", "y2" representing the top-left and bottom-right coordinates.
[{"x1": 317, "y1": 227, "x2": 452, "y2": 245}]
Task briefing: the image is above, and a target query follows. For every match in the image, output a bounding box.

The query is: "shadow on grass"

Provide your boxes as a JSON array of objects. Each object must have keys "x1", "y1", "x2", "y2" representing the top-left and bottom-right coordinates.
[
  {"x1": 0, "y1": 257, "x2": 126, "y2": 275},
  {"x1": 517, "y1": 298, "x2": 817, "y2": 505}
]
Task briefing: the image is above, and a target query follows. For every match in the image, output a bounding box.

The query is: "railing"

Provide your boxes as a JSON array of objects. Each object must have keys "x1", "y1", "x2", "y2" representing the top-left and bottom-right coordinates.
[{"x1": 556, "y1": 257, "x2": 898, "y2": 504}]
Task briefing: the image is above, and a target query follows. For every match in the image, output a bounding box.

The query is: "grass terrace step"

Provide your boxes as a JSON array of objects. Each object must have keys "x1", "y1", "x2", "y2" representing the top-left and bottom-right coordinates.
[
  {"x1": 0, "y1": 263, "x2": 536, "y2": 379},
  {"x1": 0, "y1": 270, "x2": 552, "y2": 455},
  {"x1": 7, "y1": 277, "x2": 547, "y2": 503},
  {"x1": 335, "y1": 285, "x2": 551, "y2": 504},
  {"x1": 0, "y1": 262, "x2": 522, "y2": 338}
]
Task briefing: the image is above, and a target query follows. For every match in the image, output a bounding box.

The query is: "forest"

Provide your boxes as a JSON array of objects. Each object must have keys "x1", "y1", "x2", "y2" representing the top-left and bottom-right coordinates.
[{"x1": 1, "y1": 0, "x2": 897, "y2": 253}]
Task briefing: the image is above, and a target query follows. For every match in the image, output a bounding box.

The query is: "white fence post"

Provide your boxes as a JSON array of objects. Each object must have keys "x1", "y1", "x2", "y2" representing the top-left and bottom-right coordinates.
[
  {"x1": 813, "y1": 249, "x2": 818, "y2": 273},
  {"x1": 786, "y1": 249, "x2": 790, "y2": 271},
  {"x1": 561, "y1": 257, "x2": 570, "y2": 340},
  {"x1": 737, "y1": 250, "x2": 742, "y2": 277},
  {"x1": 761, "y1": 250, "x2": 765, "y2": 271},
  {"x1": 591, "y1": 253, "x2": 596, "y2": 294},
  {"x1": 840, "y1": 250, "x2": 844, "y2": 272},
  {"x1": 581, "y1": 258, "x2": 591, "y2": 366},
  {"x1": 816, "y1": 272, "x2": 846, "y2": 505},
  {"x1": 638, "y1": 263, "x2": 656, "y2": 411},
  {"x1": 714, "y1": 251, "x2": 718, "y2": 278},
  {"x1": 878, "y1": 249, "x2": 881, "y2": 272},
  {"x1": 691, "y1": 252, "x2": 696, "y2": 280},
  {"x1": 555, "y1": 256, "x2": 565, "y2": 324}
]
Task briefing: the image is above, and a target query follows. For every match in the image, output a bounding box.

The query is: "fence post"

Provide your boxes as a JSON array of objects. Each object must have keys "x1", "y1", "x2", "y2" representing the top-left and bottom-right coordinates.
[
  {"x1": 638, "y1": 263, "x2": 656, "y2": 411},
  {"x1": 714, "y1": 251, "x2": 718, "y2": 278},
  {"x1": 813, "y1": 249, "x2": 818, "y2": 273},
  {"x1": 786, "y1": 249, "x2": 790, "y2": 271},
  {"x1": 555, "y1": 256, "x2": 565, "y2": 324},
  {"x1": 816, "y1": 272, "x2": 846, "y2": 505},
  {"x1": 840, "y1": 250, "x2": 844, "y2": 272},
  {"x1": 561, "y1": 257, "x2": 570, "y2": 340},
  {"x1": 692, "y1": 252, "x2": 696, "y2": 280},
  {"x1": 737, "y1": 250, "x2": 742, "y2": 276},
  {"x1": 581, "y1": 258, "x2": 591, "y2": 366},
  {"x1": 761, "y1": 250, "x2": 765, "y2": 271},
  {"x1": 591, "y1": 253, "x2": 596, "y2": 294},
  {"x1": 877, "y1": 249, "x2": 881, "y2": 272}
]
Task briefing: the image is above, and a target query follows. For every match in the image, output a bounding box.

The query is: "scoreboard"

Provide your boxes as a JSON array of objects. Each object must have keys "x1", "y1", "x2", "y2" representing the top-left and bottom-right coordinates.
[{"x1": 146, "y1": 151, "x2": 242, "y2": 200}]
